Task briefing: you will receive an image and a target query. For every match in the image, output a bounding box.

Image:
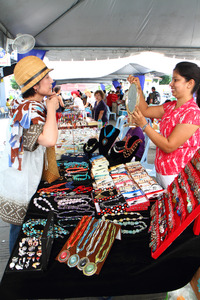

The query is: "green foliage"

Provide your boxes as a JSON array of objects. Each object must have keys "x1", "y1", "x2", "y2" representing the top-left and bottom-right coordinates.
[
  {"x1": 159, "y1": 75, "x2": 172, "y2": 85},
  {"x1": 10, "y1": 76, "x2": 20, "y2": 90}
]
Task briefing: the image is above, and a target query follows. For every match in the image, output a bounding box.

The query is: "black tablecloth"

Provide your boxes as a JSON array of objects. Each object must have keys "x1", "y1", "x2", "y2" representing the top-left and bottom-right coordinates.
[{"x1": 1, "y1": 162, "x2": 200, "y2": 299}]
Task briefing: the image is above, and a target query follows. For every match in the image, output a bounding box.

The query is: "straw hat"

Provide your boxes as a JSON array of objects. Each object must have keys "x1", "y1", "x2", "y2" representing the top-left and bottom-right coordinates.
[{"x1": 14, "y1": 56, "x2": 53, "y2": 94}]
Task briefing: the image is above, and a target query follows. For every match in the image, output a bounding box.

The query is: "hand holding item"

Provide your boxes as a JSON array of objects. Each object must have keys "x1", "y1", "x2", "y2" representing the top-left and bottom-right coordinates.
[
  {"x1": 131, "y1": 106, "x2": 147, "y2": 129},
  {"x1": 127, "y1": 75, "x2": 142, "y2": 90}
]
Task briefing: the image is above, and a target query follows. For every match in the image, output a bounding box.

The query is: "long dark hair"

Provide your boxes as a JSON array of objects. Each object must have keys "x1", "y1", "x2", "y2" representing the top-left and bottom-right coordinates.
[{"x1": 174, "y1": 61, "x2": 200, "y2": 107}]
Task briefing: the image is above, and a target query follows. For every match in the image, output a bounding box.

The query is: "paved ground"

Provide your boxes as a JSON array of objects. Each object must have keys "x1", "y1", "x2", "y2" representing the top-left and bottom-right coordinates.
[{"x1": 0, "y1": 117, "x2": 196, "y2": 300}]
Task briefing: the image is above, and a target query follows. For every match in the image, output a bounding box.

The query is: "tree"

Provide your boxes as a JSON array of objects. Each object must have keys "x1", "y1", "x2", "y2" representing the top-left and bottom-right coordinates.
[
  {"x1": 159, "y1": 75, "x2": 171, "y2": 85},
  {"x1": 10, "y1": 76, "x2": 20, "y2": 90}
]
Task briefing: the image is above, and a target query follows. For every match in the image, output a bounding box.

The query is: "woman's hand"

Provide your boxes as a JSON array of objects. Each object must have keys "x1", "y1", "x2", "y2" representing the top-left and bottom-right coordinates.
[
  {"x1": 131, "y1": 106, "x2": 147, "y2": 128},
  {"x1": 127, "y1": 75, "x2": 142, "y2": 90},
  {"x1": 46, "y1": 93, "x2": 59, "y2": 111}
]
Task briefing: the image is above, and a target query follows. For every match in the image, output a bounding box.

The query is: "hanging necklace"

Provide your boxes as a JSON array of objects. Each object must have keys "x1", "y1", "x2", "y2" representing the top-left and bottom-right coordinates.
[
  {"x1": 83, "y1": 223, "x2": 116, "y2": 276},
  {"x1": 102, "y1": 126, "x2": 116, "y2": 146},
  {"x1": 57, "y1": 216, "x2": 92, "y2": 263},
  {"x1": 123, "y1": 136, "x2": 142, "y2": 158},
  {"x1": 77, "y1": 220, "x2": 108, "y2": 270},
  {"x1": 67, "y1": 218, "x2": 101, "y2": 268}
]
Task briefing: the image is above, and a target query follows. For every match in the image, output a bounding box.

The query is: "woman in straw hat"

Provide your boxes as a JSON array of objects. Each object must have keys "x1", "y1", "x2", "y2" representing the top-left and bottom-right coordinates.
[{"x1": 0, "y1": 55, "x2": 59, "y2": 252}]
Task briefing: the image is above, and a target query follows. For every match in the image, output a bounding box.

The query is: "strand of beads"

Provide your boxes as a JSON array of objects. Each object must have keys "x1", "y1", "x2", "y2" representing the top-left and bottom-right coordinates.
[
  {"x1": 121, "y1": 221, "x2": 147, "y2": 234},
  {"x1": 22, "y1": 219, "x2": 69, "y2": 238},
  {"x1": 33, "y1": 197, "x2": 56, "y2": 212}
]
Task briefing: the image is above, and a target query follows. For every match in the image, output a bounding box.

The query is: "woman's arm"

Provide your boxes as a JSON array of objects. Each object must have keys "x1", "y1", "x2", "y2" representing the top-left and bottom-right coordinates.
[
  {"x1": 58, "y1": 95, "x2": 64, "y2": 107},
  {"x1": 37, "y1": 95, "x2": 59, "y2": 147},
  {"x1": 132, "y1": 107, "x2": 200, "y2": 153},
  {"x1": 127, "y1": 75, "x2": 165, "y2": 120},
  {"x1": 98, "y1": 110, "x2": 104, "y2": 120}
]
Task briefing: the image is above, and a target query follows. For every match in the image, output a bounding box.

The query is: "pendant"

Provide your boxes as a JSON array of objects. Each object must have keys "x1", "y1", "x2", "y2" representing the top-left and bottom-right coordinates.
[
  {"x1": 102, "y1": 138, "x2": 108, "y2": 146},
  {"x1": 58, "y1": 249, "x2": 70, "y2": 263},
  {"x1": 83, "y1": 262, "x2": 97, "y2": 276},
  {"x1": 77, "y1": 257, "x2": 89, "y2": 270},
  {"x1": 67, "y1": 254, "x2": 79, "y2": 268}
]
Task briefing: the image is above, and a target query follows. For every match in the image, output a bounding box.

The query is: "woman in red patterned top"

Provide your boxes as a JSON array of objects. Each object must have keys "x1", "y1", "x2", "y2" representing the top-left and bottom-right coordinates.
[{"x1": 128, "y1": 62, "x2": 200, "y2": 189}]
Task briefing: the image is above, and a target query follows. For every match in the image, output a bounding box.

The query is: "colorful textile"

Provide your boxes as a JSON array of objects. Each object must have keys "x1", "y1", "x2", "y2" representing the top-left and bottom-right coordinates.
[
  {"x1": 9, "y1": 99, "x2": 46, "y2": 170},
  {"x1": 155, "y1": 99, "x2": 200, "y2": 175}
]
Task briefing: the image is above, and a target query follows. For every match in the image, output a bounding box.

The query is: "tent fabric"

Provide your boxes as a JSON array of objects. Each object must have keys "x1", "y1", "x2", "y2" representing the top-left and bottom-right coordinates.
[{"x1": 1, "y1": 0, "x2": 200, "y2": 61}]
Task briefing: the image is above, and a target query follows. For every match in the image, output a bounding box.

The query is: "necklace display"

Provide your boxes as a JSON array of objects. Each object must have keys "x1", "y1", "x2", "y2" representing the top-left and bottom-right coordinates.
[
  {"x1": 103, "y1": 211, "x2": 148, "y2": 235},
  {"x1": 123, "y1": 136, "x2": 142, "y2": 158},
  {"x1": 83, "y1": 222, "x2": 116, "y2": 276},
  {"x1": 22, "y1": 219, "x2": 69, "y2": 239},
  {"x1": 37, "y1": 182, "x2": 70, "y2": 195},
  {"x1": 102, "y1": 126, "x2": 116, "y2": 146},
  {"x1": 33, "y1": 197, "x2": 56, "y2": 212},
  {"x1": 58, "y1": 216, "x2": 92, "y2": 263},
  {"x1": 67, "y1": 218, "x2": 101, "y2": 268},
  {"x1": 77, "y1": 220, "x2": 108, "y2": 270}
]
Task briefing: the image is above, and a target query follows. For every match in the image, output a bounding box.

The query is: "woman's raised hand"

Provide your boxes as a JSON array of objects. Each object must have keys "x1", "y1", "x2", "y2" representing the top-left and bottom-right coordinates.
[
  {"x1": 46, "y1": 92, "x2": 59, "y2": 111},
  {"x1": 127, "y1": 75, "x2": 141, "y2": 90}
]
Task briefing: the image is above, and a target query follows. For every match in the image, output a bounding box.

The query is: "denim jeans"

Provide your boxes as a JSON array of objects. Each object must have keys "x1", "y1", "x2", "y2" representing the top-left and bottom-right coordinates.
[{"x1": 9, "y1": 224, "x2": 21, "y2": 254}]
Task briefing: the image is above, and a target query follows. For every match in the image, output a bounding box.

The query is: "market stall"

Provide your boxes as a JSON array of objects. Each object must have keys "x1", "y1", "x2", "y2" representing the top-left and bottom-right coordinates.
[{"x1": 1, "y1": 126, "x2": 200, "y2": 299}]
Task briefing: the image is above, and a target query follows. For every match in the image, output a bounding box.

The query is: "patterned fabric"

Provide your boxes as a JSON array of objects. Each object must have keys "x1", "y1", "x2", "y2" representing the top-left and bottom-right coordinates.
[
  {"x1": 23, "y1": 124, "x2": 44, "y2": 152},
  {"x1": 155, "y1": 99, "x2": 200, "y2": 175},
  {"x1": 0, "y1": 195, "x2": 27, "y2": 225},
  {"x1": 9, "y1": 99, "x2": 46, "y2": 170}
]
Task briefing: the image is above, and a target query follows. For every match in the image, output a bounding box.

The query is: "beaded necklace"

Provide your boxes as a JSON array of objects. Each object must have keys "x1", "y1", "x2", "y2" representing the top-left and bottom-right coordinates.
[
  {"x1": 77, "y1": 220, "x2": 108, "y2": 270},
  {"x1": 58, "y1": 216, "x2": 92, "y2": 263},
  {"x1": 123, "y1": 136, "x2": 142, "y2": 158},
  {"x1": 102, "y1": 126, "x2": 116, "y2": 146},
  {"x1": 72, "y1": 173, "x2": 90, "y2": 181},
  {"x1": 66, "y1": 167, "x2": 89, "y2": 175},
  {"x1": 33, "y1": 197, "x2": 56, "y2": 212},
  {"x1": 22, "y1": 219, "x2": 69, "y2": 238},
  {"x1": 37, "y1": 182, "x2": 70, "y2": 194},
  {"x1": 67, "y1": 218, "x2": 101, "y2": 268},
  {"x1": 83, "y1": 223, "x2": 116, "y2": 276},
  {"x1": 73, "y1": 186, "x2": 93, "y2": 194}
]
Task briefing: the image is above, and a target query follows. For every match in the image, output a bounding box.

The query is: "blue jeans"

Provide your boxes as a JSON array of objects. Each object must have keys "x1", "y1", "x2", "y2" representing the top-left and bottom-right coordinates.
[{"x1": 9, "y1": 224, "x2": 21, "y2": 254}]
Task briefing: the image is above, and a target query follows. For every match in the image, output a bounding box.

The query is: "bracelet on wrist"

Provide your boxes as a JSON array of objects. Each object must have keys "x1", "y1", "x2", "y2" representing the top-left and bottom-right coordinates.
[{"x1": 141, "y1": 122, "x2": 148, "y2": 131}]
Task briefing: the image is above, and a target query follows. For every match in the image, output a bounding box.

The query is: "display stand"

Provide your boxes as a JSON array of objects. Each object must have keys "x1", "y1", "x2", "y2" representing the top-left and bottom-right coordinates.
[
  {"x1": 151, "y1": 204, "x2": 200, "y2": 259},
  {"x1": 150, "y1": 149, "x2": 200, "y2": 259}
]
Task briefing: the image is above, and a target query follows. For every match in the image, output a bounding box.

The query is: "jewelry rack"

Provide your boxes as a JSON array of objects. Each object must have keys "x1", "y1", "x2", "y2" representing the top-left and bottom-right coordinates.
[{"x1": 149, "y1": 149, "x2": 200, "y2": 259}]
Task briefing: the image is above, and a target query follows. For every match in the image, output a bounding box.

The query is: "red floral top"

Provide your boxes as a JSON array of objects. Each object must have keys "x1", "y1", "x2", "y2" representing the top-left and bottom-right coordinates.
[{"x1": 155, "y1": 99, "x2": 200, "y2": 175}]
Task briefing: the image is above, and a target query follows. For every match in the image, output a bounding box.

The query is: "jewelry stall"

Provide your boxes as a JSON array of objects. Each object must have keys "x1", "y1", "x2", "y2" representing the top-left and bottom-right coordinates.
[{"x1": 1, "y1": 88, "x2": 200, "y2": 299}]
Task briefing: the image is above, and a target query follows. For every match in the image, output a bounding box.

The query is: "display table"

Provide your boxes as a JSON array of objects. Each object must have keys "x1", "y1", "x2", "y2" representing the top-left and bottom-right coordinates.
[
  {"x1": 0, "y1": 221, "x2": 200, "y2": 299},
  {"x1": 1, "y1": 157, "x2": 200, "y2": 299}
]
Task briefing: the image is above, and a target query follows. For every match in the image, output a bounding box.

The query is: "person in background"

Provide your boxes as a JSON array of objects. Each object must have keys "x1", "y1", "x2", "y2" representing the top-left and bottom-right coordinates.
[
  {"x1": 106, "y1": 91, "x2": 118, "y2": 111},
  {"x1": 116, "y1": 86, "x2": 124, "y2": 100},
  {"x1": 70, "y1": 90, "x2": 85, "y2": 111},
  {"x1": 6, "y1": 98, "x2": 11, "y2": 109},
  {"x1": 84, "y1": 89, "x2": 96, "y2": 110},
  {"x1": 93, "y1": 90, "x2": 108, "y2": 125},
  {"x1": 128, "y1": 61, "x2": 200, "y2": 189},
  {"x1": 149, "y1": 87, "x2": 160, "y2": 104},
  {"x1": 0, "y1": 56, "x2": 59, "y2": 253},
  {"x1": 53, "y1": 85, "x2": 65, "y2": 113}
]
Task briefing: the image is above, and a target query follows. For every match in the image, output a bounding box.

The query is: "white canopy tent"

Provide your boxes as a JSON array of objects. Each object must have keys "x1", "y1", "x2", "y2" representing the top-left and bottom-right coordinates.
[{"x1": 1, "y1": 0, "x2": 200, "y2": 62}]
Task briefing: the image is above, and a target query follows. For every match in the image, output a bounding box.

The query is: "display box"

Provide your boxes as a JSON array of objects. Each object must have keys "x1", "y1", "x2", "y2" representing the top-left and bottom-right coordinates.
[{"x1": 6, "y1": 211, "x2": 54, "y2": 272}]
